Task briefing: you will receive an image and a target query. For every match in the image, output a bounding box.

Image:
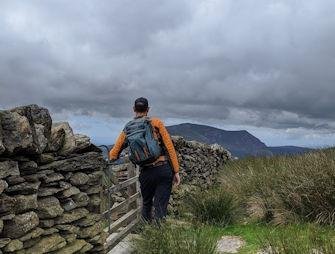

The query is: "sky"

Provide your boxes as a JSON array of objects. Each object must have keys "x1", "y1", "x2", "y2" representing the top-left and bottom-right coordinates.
[{"x1": 1, "y1": 0, "x2": 335, "y2": 148}]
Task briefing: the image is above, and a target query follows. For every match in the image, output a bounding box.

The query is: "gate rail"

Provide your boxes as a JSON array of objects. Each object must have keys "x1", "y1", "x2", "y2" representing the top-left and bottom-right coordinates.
[{"x1": 98, "y1": 146, "x2": 141, "y2": 253}]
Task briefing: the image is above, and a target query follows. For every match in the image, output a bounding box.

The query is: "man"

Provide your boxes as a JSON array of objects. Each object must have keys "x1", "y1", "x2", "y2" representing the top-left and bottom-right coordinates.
[{"x1": 109, "y1": 97, "x2": 180, "y2": 222}]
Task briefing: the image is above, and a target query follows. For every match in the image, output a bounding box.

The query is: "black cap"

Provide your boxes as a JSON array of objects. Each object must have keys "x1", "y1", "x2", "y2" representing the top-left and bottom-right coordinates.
[{"x1": 134, "y1": 97, "x2": 149, "y2": 112}]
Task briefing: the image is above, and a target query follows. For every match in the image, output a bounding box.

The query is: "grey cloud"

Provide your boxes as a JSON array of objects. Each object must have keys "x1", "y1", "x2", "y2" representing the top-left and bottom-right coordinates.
[{"x1": 1, "y1": 0, "x2": 335, "y2": 133}]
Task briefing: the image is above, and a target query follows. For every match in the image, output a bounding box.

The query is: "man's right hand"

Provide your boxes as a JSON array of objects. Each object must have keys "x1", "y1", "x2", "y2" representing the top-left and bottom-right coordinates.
[{"x1": 173, "y1": 172, "x2": 181, "y2": 186}]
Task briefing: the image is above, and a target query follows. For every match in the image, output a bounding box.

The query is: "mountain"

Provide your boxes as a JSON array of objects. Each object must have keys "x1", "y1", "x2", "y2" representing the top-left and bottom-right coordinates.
[{"x1": 167, "y1": 123, "x2": 311, "y2": 158}]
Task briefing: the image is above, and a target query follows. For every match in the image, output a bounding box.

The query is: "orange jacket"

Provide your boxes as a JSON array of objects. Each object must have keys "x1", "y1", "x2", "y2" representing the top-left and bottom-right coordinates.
[{"x1": 109, "y1": 117, "x2": 180, "y2": 173}]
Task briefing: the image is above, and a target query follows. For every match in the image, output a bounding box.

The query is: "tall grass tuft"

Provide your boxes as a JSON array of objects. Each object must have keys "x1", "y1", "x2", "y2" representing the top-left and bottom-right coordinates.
[
  {"x1": 220, "y1": 148, "x2": 335, "y2": 225},
  {"x1": 258, "y1": 224, "x2": 335, "y2": 254},
  {"x1": 184, "y1": 187, "x2": 240, "y2": 226},
  {"x1": 132, "y1": 222, "x2": 218, "y2": 254}
]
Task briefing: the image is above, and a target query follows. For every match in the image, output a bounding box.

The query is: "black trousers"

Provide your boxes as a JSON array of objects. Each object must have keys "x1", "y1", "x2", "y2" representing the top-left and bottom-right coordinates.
[{"x1": 139, "y1": 163, "x2": 173, "y2": 222}]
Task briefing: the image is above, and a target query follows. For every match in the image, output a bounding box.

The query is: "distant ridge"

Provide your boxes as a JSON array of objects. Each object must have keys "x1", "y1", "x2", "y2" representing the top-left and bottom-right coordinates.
[{"x1": 167, "y1": 123, "x2": 312, "y2": 158}]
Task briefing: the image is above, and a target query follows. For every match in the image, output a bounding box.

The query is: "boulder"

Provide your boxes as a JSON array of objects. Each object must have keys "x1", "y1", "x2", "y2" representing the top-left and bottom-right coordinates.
[
  {"x1": 41, "y1": 172, "x2": 64, "y2": 184},
  {"x1": 55, "y1": 208, "x2": 89, "y2": 224},
  {"x1": 24, "y1": 234, "x2": 66, "y2": 254},
  {"x1": 2, "y1": 211, "x2": 39, "y2": 238},
  {"x1": 0, "y1": 161, "x2": 20, "y2": 179},
  {"x1": 42, "y1": 228, "x2": 59, "y2": 236},
  {"x1": 38, "y1": 153, "x2": 55, "y2": 165},
  {"x1": 38, "y1": 187, "x2": 63, "y2": 197},
  {"x1": 0, "y1": 219, "x2": 3, "y2": 233},
  {"x1": 37, "y1": 196, "x2": 64, "y2": 219},
  {"x1": 55, "y1": 224, "x2": 80, "y2": 234}
]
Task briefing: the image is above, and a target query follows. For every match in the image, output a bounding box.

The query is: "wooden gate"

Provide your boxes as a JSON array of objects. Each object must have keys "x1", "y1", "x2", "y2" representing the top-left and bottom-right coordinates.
[{"x1": 99, "y1": 146, "x2": 142, "y2": 252}]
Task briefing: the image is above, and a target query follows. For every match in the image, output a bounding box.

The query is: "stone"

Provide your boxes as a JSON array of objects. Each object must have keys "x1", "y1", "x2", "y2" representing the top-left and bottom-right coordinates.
[
  {"x1": 55, "y1": 224, "x2": 80, "y2": 234},
  {"x1": 52, "y1": 239, "x2": 88, "y2": 254},
  {"x1": 75, "y1": 214, "x2": 100, "y2": 227},
  {"x1": 38, "y1": 187, "x2": 63, "y2": 197},
  {"x1": 14, "y1": 194, "x2": 38, "y2": 213},
  {"x1": 51, "y1": 122, "x2": 76, "y2": 155},
  {"x1": 73, "y1": 134, "x2": 91, "y2": 152},
  {"x1": 19, "y1": 227, "x2": 44, "y2": 241},
  {"x1": 39, "y1": 152, "x2": 105, "y2": 173},
  {"x1": 42, "y1": 228, "x2": 59, "y2": 235},
  {"x1": 87, "y1": 172, "x2": 102, "y2": 185},
  {"x1": 2, "y1": 211, "x2": 39, "y2": 238},
  {"x1": 5, "y1": 175, "x2": 25, "y2": 185},
  {"x1": 23, "y1": 236, "x2": 42, "y2": 249},
  {"x1": 19, "y1": 161, "x2": 38, "y2": 175},
  {"x1": 0, "y1": 110, "x2": 37, "y2": 154},
  {"x1": 62, "y1": 198, "x2": 77, "y2": 211},
  {"x1": 0, "y1": 180, "x2": 8, "y2": 194},
  {"x1": 82, "y1": 185, "x2": 101, "y2": 195},
  {"x1": 0, "y1": 161, "x2": 19, "y2": 179},
  {"x1": 88, "y1": 194, "x2": 101, "y2": 212},
  {"x1": 41, "y1": 173, "x2": 64, "y2": 184},
  {"x1": 77, "y1": 221, "x2": 103, "y2": 239},
  {"x1": 0, "y1": 219, "x2": 3, "y2": 233},
  {"x1": 37, "y1": 196, "x2": 64, "y2": 219},
  {"x1": 39, "y1": 219, "x2": 55, "y2": 228},
  {"x1": 72, "y1": 192, "x2": 89, "y2": 207},
  {"x1": 216, "y1": 236, "x2": 245, "y2": 254},
  {"x1": 69, "y1": 172, "x2": 89, "y2": 186},
  {"x1": 3, "y1": 239, "x2": 23, "y2": 252},
  {"x1": 1, "y1": 214, "x2": 15, "y2": 221},
  {"x1": 0, "y1": 238, "x2": 11, "y2": 248},
  {"x1": 59, "y1": 186, "x2": 80, "y2": 199},
  {"x1": 11, "y1": 104, "x2": 52, "y2": 153},
  {"x1": 78, "y1": 242, "x2": 93, "y2": 253},
  {"x1": 48, "y1": 124, "x2": 65, "y2": 152},
  {"x1": 0, "y1": 122, "x2": 5, "y2": 155},
  {"x1": 5, "y1": 181, "x2": 40, "y2": 195},
  {"x1": 55, "y1": 208, "x2": 89, "y2": 224},
  {"x1": 0, "y1": 195, "x2": 16, "y2": 214},
  {"x1": 62, "y1": 233, "x2": 77, "y2": 243},
  {"x1": 24, "y1": 234, "x2": 66, "y2": 254},
  {"x1": 38, "y1": 153, "x2": 55, "y2": 165}
]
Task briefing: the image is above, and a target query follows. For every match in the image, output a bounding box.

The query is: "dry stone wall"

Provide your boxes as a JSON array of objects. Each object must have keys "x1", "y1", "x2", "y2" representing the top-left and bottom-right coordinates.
[
  {"x1": 169, "y1": 136, "x2": 231, "y2": 212},
  {"x1": 0, "y1": 105, "x2": 107, "y2": 254}
]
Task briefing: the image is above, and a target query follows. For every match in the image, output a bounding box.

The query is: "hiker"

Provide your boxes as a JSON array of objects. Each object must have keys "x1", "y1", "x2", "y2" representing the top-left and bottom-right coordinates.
[{"x1": 109, "y1": 97, "x2": 180, "y2": 222}]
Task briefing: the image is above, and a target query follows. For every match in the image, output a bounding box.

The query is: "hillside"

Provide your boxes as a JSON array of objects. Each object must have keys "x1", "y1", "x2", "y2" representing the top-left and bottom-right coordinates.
[{"x1": 167, "y1": 123, "x2": 311, "y2": 157}]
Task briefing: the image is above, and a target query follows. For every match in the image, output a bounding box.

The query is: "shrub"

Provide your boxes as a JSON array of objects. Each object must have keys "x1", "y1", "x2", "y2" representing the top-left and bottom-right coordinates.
[
  {"x1": 184, "y1": 187, "x2": 240, "y2": 226},
  {"x1": 132, "y1": 222, "x2": 218, "y2": 254},
  {"x1": 258, "y1": 224, "x2": 335, "y2": 254},
  {"x1": 220, "y1": 148, "x2": 335, "y2": 225}
]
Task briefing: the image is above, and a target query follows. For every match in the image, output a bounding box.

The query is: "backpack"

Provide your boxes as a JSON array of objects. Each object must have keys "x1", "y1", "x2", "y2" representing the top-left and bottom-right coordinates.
[{"x1": 124, "y1": 117, "x2": 162, "y2": 165}]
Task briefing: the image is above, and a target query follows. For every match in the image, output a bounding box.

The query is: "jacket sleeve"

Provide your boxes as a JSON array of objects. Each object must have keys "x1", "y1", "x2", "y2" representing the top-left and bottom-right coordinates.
[
  {"x1": 153, "y1": 118, "x2": 180, "y2": 173},
  {"x1": 109, "y1": 131, "x2": 126, "y2": 161}
]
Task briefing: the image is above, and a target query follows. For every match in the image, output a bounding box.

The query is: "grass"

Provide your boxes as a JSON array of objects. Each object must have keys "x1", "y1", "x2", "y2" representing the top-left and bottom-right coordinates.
[
  {"x1": 133, "y1": 222, "x2": 335, "y2": 254},
  {"x1": 133, "y1": 148, "x2": 335, "y2": 253},
  {"x1": 220, "y1": 148, "x2": 335, "y2": 225},
  {"x1": 184, "y1": 187, "x2": 241, "y2": 226}
]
